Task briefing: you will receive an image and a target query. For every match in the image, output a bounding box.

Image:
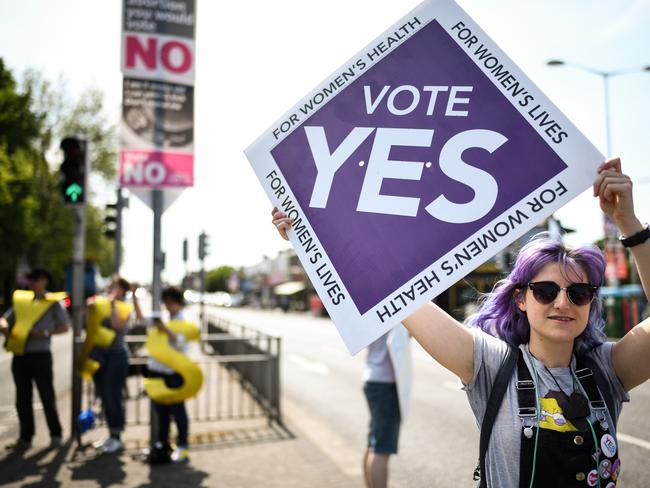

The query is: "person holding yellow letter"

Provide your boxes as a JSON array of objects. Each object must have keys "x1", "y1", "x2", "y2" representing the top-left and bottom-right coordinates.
[
  {"x1": 146, "y1": 286, "x2": 199, "y2": 463},
  {"x1": 91, "y1": 277, "x2": 142, "y2": 454},
  {"x1": 0, "y1": 268, "x2": 70, "y2": 450}
]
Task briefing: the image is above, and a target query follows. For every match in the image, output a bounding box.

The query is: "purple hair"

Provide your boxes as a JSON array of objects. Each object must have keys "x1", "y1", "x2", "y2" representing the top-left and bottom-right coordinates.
[{"x1": 467, "y1": 235, "x2": 607, "y2": 351}]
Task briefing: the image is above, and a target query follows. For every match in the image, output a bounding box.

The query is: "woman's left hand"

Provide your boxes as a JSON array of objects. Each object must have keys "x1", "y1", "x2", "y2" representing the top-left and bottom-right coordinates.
[{"x1": 593, "y1": 157, "x2": 642, "y2": 235}]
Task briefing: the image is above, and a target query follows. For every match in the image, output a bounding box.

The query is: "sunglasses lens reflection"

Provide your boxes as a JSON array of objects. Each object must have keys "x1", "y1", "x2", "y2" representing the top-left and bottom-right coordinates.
[{"x1": 529, "y1": 282, "x2": 595, "y2": 306}]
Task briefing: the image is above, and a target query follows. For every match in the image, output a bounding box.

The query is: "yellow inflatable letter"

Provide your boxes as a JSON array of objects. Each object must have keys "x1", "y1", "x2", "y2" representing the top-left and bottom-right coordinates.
[
  {"x1": 144, "y1": 320, "x2": 203, "y2": 405},
  {"x1": 7, "y1": 290, "x2": 67, "y2": 356},
  {"x1": 79, "y1": 297, "x2": 133, "y2": 380}
]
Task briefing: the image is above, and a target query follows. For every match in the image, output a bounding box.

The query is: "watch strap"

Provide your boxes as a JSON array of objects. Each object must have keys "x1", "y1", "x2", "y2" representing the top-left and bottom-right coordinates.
[{"x1": 619, "y1": 223, "x2": 650, "y2": 248}]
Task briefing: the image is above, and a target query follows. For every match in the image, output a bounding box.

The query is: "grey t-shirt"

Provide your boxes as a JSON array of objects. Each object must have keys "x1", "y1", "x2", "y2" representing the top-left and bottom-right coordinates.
[
  {"x1": 3, "y1": 301, "x2": 69, "y2": 353},
  {"x1": 463, "y1": 328, "x2": 629, "y2": 488}
]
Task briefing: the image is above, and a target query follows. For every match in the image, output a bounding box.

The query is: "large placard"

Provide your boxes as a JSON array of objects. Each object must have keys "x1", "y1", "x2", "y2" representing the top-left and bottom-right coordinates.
[{"x1": 246, "y1": 0, "x2": 603, "y2": 353}]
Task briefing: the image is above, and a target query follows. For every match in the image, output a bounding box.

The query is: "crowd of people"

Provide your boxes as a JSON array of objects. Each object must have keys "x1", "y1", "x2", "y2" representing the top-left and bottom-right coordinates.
[{"x1": 0, "y1": 274, "x2": 194, "y2": 464}]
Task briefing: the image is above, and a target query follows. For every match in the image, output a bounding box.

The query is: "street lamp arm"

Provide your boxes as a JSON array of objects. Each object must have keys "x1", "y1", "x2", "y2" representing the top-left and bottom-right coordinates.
[{"x1": 546, "y1": 59, "x2": 650, "y2": 78}]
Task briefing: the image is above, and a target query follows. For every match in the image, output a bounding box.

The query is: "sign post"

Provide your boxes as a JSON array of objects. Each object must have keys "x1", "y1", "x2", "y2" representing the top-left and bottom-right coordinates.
[
  {"x1": 59, "y1": 136, "x2": 88, "y2": 444},
  {"x1": 120, "y1": 0, "x2": 196, "y2": 448}
]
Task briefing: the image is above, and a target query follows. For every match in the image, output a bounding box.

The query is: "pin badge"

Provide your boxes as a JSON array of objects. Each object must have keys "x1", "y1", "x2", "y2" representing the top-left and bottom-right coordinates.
[
  {"x1": 600, "y1": 434, "x2": 617, "y2": 458},
  {"x1": 605, "y1": 483, "x2": 616, "y2": 488},
  {"x1": 599, "y1": 459, "x2": 612, "y2": 479},
  {"x1": 611, "y1": 458, "x2": 621, "y2": 481},
  {"x1": 587, "y1": 469, "x2": 598, "y2": 487}
]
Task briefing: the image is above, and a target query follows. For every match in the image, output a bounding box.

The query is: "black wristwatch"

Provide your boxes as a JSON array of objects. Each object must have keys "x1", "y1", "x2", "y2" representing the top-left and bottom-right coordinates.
[{"x1": 619, "y1": 223, "x2": 650, "y2": 248}]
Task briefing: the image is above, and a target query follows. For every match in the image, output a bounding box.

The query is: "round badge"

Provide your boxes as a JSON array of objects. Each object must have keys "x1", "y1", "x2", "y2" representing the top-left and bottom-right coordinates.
[
  {"x1": 611, "y1": 458, "x2": 621, "y2": 481},
  {"x1": 600, "y1": 433, "x2": 617, "y2": 458},
  {"x1": 605, "y1": 483, "x2": 616, "y2": 488},
  {"x1": 587, "y1": 469, "x2": 599, "y2": 487},
  {"x1": 599, "y1": 459, "x2": 612, "y2": 479}
]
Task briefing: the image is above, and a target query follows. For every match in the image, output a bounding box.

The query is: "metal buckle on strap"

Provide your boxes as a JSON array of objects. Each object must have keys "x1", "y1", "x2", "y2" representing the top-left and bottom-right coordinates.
[
  {"x1": 518, "y1": 406, "x2": 538, "y2": 417},
  {"x1": 575, "y1": 367, "x2": 592, "y2": 380},
  {"x1": 575, "y1": 368, "x2": 607, "y2": 410},
  {"x1": 516, "y1": 379, "x2": 535, "y2": 390},
  {"x1": 589, "y1": 399, "x2": 606, "y2": 410}
]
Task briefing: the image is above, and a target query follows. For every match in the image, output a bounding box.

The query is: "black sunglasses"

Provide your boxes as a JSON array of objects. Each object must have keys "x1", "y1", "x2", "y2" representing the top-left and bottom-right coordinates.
[{"x1": 527, "y1": 281, "x2": 599, "y2": 307}]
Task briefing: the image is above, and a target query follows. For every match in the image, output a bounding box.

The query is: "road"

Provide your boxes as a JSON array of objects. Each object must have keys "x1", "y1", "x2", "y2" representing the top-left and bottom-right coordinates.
[
  {"x1": 1, "y1": 306, "x2": 649, "y2": 486},
  {"x1": 210, "y1": 306, "x2": 650, "y2": 487}
]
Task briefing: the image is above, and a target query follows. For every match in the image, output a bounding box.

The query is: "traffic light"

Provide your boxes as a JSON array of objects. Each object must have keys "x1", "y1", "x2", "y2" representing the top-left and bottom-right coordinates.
[
  {"x1": 59, "y1": 136, "x2": 87, "y2": 205},
  {"x1": 198, "y1": 232, "x2": 210, "y2": 260},
  {"x1": 104, "y1": 203, "x2": 118, "y2": 239}
]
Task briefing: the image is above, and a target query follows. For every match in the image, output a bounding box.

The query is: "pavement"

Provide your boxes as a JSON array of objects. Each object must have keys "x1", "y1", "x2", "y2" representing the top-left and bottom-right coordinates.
[{"x1": 0, "y1": 389, "x2": 361, "y2": 488}]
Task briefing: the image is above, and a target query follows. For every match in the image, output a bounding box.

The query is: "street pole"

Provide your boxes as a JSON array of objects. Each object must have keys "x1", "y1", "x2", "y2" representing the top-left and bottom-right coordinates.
[
  {"x1": 546, "y1": 61, "x2": 650, "y2": 287},
  {"x1": 200, "y1": 257, "x2": 205, "y2": 336},
  {"x1": 602, "y1": 73, "x2": 612, "y2": 156},
  {"x1": 149, "y1": 188, "x2": 163, "y2": 448},
  {"x1": 198, "y1": 231, "x2": 209, "y2": 338},
  {"x1": 70, "y1": 140, "x2": 88, "y2": 445},
  {"x1": 114, "y1": 188, "x2": 124, "y2": 275},
  {"x1": 152, "y1": 189, "x2": 163, "y2": 312},
  {"x1": 600, "y1": 72, "x2": 621, "y2": 287}
]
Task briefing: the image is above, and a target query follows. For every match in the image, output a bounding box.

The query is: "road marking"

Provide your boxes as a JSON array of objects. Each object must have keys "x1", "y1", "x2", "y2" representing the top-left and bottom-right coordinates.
[
  {"x1": 288, "y1": 354, "x2": 330, "y2": 376},
  {"x1": 618, "y1": 432, "x2": 650, "y2": 451}
]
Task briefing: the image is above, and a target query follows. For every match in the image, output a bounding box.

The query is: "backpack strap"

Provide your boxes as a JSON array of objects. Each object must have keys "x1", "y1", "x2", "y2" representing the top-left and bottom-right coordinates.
[
  {"x1": 475, "y1": 345, "x2": 519, "y2": 487},
  {"x1": 576, "y1": 352, "x2": 617, "y2": 426}
]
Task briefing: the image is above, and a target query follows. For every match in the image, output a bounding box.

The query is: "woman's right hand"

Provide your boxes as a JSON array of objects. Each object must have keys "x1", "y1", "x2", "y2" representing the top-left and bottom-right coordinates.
[{"x1": 271, "y1": 207, "x2": 293, "y2": 241}]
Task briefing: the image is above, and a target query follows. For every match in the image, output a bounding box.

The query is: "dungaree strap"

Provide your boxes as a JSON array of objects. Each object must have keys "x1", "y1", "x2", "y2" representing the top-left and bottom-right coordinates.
[
  {"x1": 516, "y1": 353, "x2": 537, "y2": 417},
  {"x1": 575, "y1": 353, "x2": 616, "y2": 424},
  {"x1": 476, "y1": 345, "x2": 519, "y2": 487}
]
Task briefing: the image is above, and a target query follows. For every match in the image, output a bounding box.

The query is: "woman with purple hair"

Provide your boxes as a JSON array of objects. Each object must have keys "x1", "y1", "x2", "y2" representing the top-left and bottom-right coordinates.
[{"x1": 272, "y1": 157, "x2": 650, "y2": 487}]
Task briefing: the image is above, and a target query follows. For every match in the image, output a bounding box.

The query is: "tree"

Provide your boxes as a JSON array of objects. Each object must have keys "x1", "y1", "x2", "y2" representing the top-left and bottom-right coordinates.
[
  {"x1": 206, "y1": 266, "x2": 236, "y2": 293},
  {"x1": 0, "y1": 59, "x2": 118, "y2": 303},
  {"x1": 0, "y1": 59, "x2": 40, "y2": 154},
  {"x1": 0, "y1": 60, "x2": 44, "y2": 301}
]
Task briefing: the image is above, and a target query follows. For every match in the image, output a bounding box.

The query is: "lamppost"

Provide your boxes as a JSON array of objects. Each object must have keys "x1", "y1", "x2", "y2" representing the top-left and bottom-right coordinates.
[
  {"x1": 546, "y1": 61, "x2": 650, "y2": 155},
  {"x1": 547, "y1": 60, "x2": 650, "y2": 287}
]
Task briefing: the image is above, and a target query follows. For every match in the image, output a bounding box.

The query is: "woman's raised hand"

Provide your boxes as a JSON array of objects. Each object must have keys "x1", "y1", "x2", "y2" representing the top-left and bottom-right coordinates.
[
  {"x1": 593, "y1": 157, "x2": 642, "y2": 235},
  {"x1": 271, "y1": 207, "x2": 293, "y2": 241}
]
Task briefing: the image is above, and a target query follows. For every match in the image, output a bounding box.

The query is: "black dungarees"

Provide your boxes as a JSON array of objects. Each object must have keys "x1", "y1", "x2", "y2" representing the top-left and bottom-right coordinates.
[{"x1": 516, "y1": 354, "x2": 620, "y2": 487}]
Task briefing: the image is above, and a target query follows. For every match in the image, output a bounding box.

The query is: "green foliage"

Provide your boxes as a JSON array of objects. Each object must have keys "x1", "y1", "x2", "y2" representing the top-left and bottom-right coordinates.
[
  {"x1": 206, "y1": 266, "x2": 236, "y2": 293},
  {"x1": 0, "y1": 59, "x2": 118, "y2": 300},
  {"x1": 21, "y1": 69, "x2": 118, "y2": 181},
  {"x1": 0, "y1": 60, "x2": 41, "y2": 154},
  {"x1": 60, "y1": 89, "x2": 118, "y2": 180}
]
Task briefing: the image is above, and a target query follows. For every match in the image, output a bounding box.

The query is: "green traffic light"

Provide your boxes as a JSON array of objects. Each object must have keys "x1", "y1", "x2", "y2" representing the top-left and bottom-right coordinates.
[{"x1": 65, "y1": 183, "x2": 83, "y2": 203}]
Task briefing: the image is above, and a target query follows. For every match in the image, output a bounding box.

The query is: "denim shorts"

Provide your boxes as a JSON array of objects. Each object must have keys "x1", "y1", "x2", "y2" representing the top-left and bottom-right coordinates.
[{"x1": 363, "y1": 381, "x2": 401, "y2": 454}]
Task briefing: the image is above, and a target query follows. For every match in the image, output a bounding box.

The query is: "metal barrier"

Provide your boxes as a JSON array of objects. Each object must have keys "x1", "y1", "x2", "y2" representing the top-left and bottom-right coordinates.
[
  {"x1": 203, "y1": 311, "x2": 282, "y2": 425},
  {"x1": 80, "y1": 312, "x2": 282, "y2": 430}
]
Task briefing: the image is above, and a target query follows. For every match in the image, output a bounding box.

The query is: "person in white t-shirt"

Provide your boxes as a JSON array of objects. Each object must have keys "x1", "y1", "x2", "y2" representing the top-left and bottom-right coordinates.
[{"x1": 362, "y1": 333, "x2": 401, "y2": 488}]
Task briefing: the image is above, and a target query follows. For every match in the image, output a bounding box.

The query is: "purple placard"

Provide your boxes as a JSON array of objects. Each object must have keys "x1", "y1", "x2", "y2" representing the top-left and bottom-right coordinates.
[
  {"x1": 271, "y1": 19, "x2": 567, "y2": 315},
  {"x1": 246, "y1": 0, "x2": 603, "y2": 354}
]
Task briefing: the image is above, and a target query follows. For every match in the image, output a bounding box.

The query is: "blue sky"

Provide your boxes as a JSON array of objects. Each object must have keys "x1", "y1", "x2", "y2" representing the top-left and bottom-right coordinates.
[{"x1": 1, "y1": 0, "x2": 649, "y2": 283}]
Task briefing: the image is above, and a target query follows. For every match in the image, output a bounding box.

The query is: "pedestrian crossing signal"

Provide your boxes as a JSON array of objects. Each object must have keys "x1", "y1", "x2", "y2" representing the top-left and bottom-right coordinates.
[
  {"x1": 66, "y1": 183, "x2": 83, "y2": 203},
  {"x1": 60, "y1": 136, "x2": 87, "y2": 205}
]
